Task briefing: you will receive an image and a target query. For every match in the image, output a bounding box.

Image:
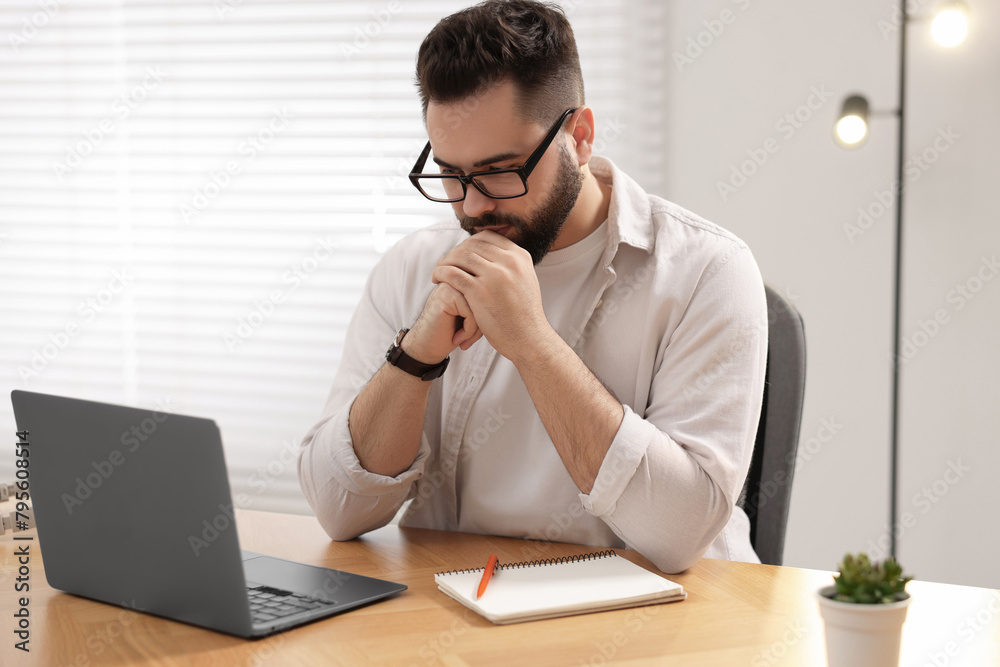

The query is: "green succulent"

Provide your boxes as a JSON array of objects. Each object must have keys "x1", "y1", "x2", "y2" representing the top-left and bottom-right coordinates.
[{"x1": 828, "y1": 553, "x2": 912, "y2": 604}]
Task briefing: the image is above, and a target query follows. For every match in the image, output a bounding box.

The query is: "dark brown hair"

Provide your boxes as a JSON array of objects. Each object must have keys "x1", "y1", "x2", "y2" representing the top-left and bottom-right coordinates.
[{"x1": 415, "y1": 0, "x2": 584, "y2": 126}]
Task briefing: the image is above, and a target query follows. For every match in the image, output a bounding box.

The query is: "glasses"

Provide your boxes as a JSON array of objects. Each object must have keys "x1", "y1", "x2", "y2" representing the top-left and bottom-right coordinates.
[{"x1": 409, "y1": 108, "x2": 578, "y2": 203}]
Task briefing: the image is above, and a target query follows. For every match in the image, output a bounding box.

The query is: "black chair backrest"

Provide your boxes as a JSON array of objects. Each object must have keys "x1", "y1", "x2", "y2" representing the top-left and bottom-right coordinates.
[{"x1": 739, "y1": 284, "x2": 806, "y2": 566}]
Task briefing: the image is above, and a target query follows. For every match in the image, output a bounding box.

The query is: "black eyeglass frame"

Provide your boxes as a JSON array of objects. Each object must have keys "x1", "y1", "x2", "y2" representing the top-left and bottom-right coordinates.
[{"x1": 408, "y1": 107, "x2": 578, "y2": 203}]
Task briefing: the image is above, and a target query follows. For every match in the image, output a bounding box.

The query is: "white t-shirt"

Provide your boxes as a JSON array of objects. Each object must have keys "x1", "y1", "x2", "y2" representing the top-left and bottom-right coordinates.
[{"x1": 455, "y1": 222, "x2": 616, "y2": 545}]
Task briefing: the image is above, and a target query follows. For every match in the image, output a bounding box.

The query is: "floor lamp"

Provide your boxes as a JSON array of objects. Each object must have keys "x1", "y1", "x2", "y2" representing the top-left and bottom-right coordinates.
[{"x1": 834, "y1": 1, "x2": 970, "y2": 559}]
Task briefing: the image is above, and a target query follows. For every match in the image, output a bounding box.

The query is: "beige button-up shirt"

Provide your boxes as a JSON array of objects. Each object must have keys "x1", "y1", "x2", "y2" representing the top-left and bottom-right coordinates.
[{"x1": 298, "y1": 157, "x2": 767, "y2": 573}]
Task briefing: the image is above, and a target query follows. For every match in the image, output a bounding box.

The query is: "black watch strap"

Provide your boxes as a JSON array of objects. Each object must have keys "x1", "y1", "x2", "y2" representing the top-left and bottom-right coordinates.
[{"x1": 385, "y1": 328, "x2": 450, "y2": 381}]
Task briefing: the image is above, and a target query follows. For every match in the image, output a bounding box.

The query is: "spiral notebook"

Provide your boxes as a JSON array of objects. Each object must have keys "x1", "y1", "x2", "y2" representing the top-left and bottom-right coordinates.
[{"x1": 434, "y1": 550, "x2": 686, "y2": 625}]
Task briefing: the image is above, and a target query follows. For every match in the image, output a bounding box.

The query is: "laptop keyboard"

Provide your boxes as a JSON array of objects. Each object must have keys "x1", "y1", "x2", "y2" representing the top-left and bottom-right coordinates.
[{"x1": 247, "y1": 585, "x2": 334, "y2": 624}]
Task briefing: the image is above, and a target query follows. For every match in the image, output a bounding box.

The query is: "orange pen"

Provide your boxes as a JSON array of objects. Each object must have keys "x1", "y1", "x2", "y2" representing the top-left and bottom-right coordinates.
[{"x1": 476, "y1": 554, "x2": 499, "y2": 599}]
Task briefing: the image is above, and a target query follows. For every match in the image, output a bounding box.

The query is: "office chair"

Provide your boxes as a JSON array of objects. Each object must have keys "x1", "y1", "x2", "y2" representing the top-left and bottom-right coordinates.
[{"x1": 737, "y1": 283, "x2": 806, "y2": 566}]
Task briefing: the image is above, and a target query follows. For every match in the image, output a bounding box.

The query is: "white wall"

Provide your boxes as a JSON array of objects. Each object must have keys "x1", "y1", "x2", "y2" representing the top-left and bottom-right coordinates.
[
  {"x1": 894, "y1": 0, "x2": 1000, "y2": 590},
  {"x1": 660, "y1": 0, "x2": 1000, "y2": 587}
]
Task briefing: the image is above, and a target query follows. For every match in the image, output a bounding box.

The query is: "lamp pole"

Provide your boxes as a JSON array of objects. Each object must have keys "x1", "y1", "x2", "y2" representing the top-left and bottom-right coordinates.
[
  {"x1": 889, "y1": 0, "x2": 908, "y2": 561},
  {"x1": 840, "y1": 0, "x2": 968, "y2": 561}
]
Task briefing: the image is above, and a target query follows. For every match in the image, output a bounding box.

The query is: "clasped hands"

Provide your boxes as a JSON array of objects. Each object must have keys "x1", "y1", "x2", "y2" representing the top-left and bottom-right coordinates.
[{"x1": 402, "y1": 230, "x2": 548, "y2": 367}]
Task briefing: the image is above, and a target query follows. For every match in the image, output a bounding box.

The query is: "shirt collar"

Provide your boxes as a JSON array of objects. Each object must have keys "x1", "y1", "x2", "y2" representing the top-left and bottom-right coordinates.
[{"x1": 588, "y1": 155, "x2": 655, "y2": 257}]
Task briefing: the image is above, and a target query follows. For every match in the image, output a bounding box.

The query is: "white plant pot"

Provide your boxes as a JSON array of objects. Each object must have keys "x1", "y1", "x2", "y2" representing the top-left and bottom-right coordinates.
[{"x1": 815, "y1": 585, "x2": 912, "y2": 667}]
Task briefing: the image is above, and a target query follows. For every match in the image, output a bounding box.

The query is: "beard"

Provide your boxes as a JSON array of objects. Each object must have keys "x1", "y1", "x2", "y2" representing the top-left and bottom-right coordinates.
[{"x1": 458, "y1": 145, "x2": 585, "y2": 265}]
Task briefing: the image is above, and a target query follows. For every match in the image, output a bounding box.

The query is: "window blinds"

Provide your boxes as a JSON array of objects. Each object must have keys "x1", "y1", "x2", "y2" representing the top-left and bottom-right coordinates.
[{"x1": 0, "y1": 0, "x2": 668, "y2": 515}]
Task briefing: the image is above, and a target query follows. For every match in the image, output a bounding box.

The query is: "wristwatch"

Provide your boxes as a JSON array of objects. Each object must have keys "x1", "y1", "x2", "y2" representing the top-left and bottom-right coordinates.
[{"x1": 385, "y1": 328, "x2": 450, "y2": 381}]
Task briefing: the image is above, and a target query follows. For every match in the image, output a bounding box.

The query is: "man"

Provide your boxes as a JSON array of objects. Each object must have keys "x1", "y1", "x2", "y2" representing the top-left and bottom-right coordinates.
[{"x1": 298, "y1": 0, "x2": 767, "y2": 573}]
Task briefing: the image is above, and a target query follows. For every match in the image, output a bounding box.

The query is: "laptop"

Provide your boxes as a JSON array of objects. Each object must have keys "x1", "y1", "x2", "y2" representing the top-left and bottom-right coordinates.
[{"x1": 10, "y1": 390, "x2": 406, "y2": 638}]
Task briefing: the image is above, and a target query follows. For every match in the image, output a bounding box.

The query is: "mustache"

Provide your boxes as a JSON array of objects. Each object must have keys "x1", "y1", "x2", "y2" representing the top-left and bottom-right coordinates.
[{"x1": 458, "y1": 211, "x2": 523, "y2": 233}]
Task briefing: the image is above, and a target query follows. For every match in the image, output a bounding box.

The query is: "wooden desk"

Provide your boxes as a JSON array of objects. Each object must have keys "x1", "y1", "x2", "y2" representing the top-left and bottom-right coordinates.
[{"x1": 2, "y1": 509, "x2": 998, "y2": 666}]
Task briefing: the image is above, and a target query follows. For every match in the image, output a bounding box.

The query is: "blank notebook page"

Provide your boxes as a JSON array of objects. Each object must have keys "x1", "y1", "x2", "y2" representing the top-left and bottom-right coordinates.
[{"x1": 435, "y1": 551, "x2": 686, "y2": 624}]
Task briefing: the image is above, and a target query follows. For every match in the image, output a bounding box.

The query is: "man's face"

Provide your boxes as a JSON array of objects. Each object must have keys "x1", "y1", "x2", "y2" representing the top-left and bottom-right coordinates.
[{"x1": 425, "y1": 82, "x2": 584, "y2": 264}]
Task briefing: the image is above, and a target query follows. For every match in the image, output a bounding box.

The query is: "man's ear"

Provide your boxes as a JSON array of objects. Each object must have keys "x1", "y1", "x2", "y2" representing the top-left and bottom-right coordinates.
[{"x1": 567, "y1": 107, "x2": 596, "y2": 166}]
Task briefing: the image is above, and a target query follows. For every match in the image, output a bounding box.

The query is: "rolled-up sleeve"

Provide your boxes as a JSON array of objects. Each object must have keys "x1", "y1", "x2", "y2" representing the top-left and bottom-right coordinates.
[
  {"x1": 297, "y1": 243, "x2": 433, "y2": 541},
  {"x1": 298, "y1": 400, "x2": 431, "y2": 541},
  {"x1": 580, "y1": 242, "x2": 767, "y2": 573}
]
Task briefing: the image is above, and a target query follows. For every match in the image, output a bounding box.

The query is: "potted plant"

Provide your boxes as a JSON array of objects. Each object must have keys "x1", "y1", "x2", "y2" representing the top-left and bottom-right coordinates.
[{"x1": 815, "y1": 553, "x2": 913, "y2": 667}]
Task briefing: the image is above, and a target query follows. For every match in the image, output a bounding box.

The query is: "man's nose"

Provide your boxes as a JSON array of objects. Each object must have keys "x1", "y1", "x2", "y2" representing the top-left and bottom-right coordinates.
[{"x1": 461, "y1": 184, "x2": 496, "y2": 219}]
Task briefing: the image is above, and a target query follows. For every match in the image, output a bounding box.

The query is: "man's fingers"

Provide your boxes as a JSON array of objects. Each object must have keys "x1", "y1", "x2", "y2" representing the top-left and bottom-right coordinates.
[
  {"x1": 458, "y1": 328, "x2": 484, "y2": 350},
  {"x1": 448, "y1": 290, "x2": 481, "y2": 347},
  {"x1": 453, "y1": 322, "x2": 481, "y2": 348},
  {"x1": 436, "y1": 233, "x2": 509, "y2": 271},
  {"x1": 470, "y1": 228, "x2": 517, "y2": 249},
  {"x1": 436, "y1": 244, "x2": 496, "y2": 276},
  {"x1": 432, "y1": 264, "x2": 476, "y2": 293},
  {"x1": 453, "y1": 310, "x2": 483, "y2": 348}
]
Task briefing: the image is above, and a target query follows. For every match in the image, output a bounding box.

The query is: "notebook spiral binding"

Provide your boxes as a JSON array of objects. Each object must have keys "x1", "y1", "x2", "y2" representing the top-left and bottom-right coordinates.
[{"x1": 435, "y1": 549, "x2": 618, "y2": 576}]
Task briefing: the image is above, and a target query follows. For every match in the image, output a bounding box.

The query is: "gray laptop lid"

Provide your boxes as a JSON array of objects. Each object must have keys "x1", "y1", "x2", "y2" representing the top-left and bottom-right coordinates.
[{"x1": 11, "y1": 390, "x2": 254, "y2": 636}]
